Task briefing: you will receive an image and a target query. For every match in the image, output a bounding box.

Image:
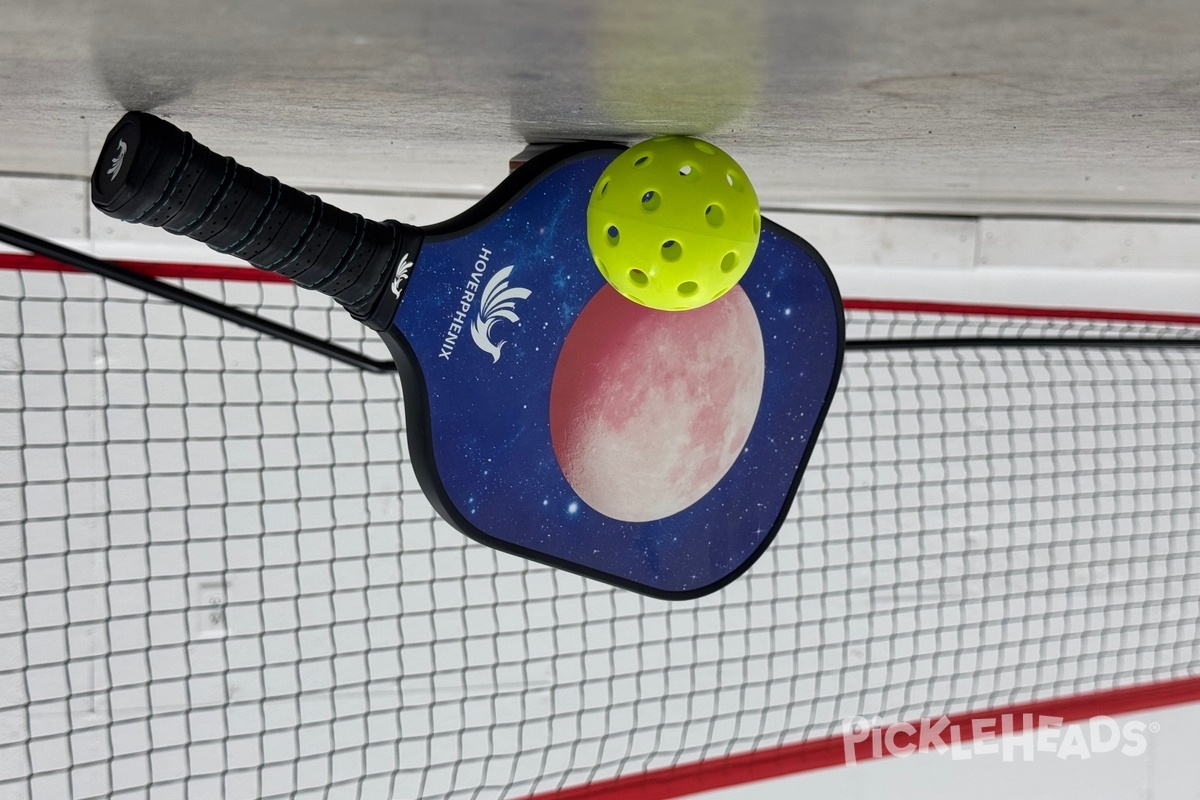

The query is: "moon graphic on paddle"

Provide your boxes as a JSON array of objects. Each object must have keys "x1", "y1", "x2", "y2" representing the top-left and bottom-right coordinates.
[{"x1": 549, "y1": 284, "x2": 765, "y2": 522}]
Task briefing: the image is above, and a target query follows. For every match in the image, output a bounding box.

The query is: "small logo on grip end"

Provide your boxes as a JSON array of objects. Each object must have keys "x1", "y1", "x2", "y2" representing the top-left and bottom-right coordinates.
[
  {"x1": 391, "y1": 253, "x2": 414, "y2": 298},
  {"x1": 106, "y1": 139, "x2": 127, "y2": 181}
]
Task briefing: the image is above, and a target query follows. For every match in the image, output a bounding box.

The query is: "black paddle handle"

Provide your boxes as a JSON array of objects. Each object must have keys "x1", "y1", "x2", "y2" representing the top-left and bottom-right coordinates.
[{"x1": 90, "y1": 111, "x2": 419, "y2": 330}]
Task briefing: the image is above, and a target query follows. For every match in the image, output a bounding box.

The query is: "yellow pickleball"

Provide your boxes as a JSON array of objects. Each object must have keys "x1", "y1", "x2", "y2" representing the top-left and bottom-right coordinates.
[{"x1": 586, "y1": 136, "x2": 760, "y2": 311}]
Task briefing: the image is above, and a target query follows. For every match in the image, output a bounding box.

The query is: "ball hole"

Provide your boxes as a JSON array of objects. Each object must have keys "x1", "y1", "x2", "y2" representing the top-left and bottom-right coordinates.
[
  {"x1": 629, "y1": 268, "x2": 649, "y2": 287},
  {"x1": 726, "y1": 171, "x2": 743, "y2": 191},
  {"x1": 705, "y1": 204, "x2": 725, "y2": 228},
  {"x1": 599, "y1": 179, "x2": 609, "y2": 197},
  {"x1": 607, "y1": 225, "x2": 620, "y2": 245},
  {"x1": 678, "y1": 163, "x2": 699, "y2": 180},
  {"x1": 641, "y1": 191, "x2": 661, "y2": 211},
  {"x1": 596, "y1": 259, "x2": 609, "y2": 278},
  {"x1": 677, "y1": 281, "x2": 698, "y2": 297},
  {"x1": 693, "y1": 141, "x2": 716, "y2": 155},
  {"x1": 752, "y1": 211, "x2": 760, "y2": 236},
  {"x1": 661, "y1": 240, "x2": 683, "y2": 262},
  {"x1": 634, "y1": 154, "x2": 652, "y2": 167},
  {"x1": 720, "y1": 252, "x2": 738, "y2": 273}
]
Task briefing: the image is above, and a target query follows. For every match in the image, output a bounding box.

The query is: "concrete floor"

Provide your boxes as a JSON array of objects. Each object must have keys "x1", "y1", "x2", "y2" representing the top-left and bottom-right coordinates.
[{"x1": 1, "y1": 0, "x2": 1198, "y2": 216}]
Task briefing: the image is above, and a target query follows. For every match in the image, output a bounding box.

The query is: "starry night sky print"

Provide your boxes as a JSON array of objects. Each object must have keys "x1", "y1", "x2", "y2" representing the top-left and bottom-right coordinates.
[{"x1": 393, "y1": 154, "x2": 843, "y2": 596}]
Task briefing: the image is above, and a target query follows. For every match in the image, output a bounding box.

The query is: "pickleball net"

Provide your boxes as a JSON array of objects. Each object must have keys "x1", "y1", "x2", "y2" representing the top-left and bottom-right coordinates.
[{"x1": 2, "y1": 259, "x2": 1199, "y2": 799}]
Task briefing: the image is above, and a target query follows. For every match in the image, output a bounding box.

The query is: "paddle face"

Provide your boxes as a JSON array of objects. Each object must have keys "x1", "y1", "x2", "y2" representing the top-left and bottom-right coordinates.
[
  {"x1": 85, "y1": 114, "x2": 840, "y2": 598},
  {"x1": 380, "y1": 145, "x2": 844, "y2": 598}
]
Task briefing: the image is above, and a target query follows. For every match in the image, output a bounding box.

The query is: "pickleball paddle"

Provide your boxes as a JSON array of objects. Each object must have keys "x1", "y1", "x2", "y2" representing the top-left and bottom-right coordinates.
[{"x1": 91, "y1": 111, "x2": 844, "y2": 599}]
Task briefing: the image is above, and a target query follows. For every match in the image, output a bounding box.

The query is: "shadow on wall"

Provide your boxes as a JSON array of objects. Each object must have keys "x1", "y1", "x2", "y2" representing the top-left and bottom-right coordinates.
[
  {"x1": 510, "y1": 0, "x2": 767, "y2": 143},
  {"x1": 90, "y1": 0, "x2": 227, "y2": 110},
  {"x1": 89, "y1": 0, "x2": 771, "y2": 145}
]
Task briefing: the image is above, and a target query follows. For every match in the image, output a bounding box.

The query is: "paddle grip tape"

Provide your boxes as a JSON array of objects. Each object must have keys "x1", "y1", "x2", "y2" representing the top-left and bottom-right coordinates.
[{"x1": 90, "y1": 111, "x2": 417, "y2": 330}]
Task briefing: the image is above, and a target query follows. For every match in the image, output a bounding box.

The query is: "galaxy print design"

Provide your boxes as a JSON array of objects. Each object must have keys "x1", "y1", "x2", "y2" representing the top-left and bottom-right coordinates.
[{"x1": 392, "y1": 153, "x2": 842, "y2": 596}]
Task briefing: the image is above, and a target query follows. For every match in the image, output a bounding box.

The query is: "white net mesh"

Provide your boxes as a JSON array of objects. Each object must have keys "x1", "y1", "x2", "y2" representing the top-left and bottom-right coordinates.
[{"x1": 2, "y1": 268, "x2": 1198, "y2": 798}]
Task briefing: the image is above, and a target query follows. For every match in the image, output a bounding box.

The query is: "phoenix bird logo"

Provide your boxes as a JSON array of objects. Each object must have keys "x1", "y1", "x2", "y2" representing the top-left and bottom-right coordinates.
[
  {"x1": 107, "y1": 139, "x2": 127, "y2": 180},
  {"x1": 471, "y1": 265, "x2": 531, "y2": 363},
  {"x1": 391, "y1": 253, "x2": 413, "y2": 298}
]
